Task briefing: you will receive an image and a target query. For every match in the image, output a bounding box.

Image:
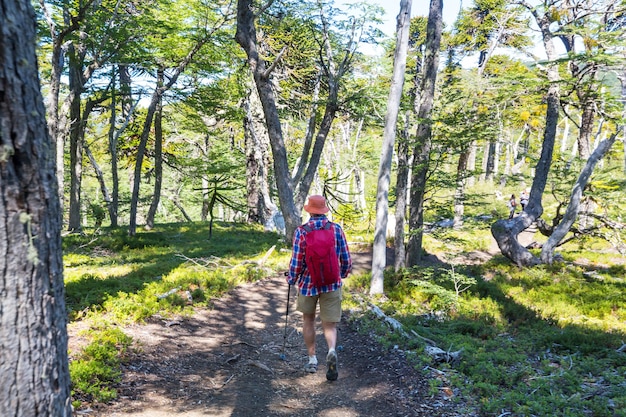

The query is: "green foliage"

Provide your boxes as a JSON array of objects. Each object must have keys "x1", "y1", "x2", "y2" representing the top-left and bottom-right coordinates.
[
  {"x1": 69, "y1": 328, "x2": 133, "y2": 403},
  {"x1": 349, "y1": 230, "x2": 626, "y2": 416},
  {"x1": 64, "y1": 222, "x2": 288, "y2": 321},
  {"x1": 65, "y1": 222, "x2": 291, "y2": 407}
]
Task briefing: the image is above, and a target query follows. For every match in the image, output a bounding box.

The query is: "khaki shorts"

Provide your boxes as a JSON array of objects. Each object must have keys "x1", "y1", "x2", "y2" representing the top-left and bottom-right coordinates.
[{"x1": 296, "y1": 288, "x2": 342, "y2": 322}]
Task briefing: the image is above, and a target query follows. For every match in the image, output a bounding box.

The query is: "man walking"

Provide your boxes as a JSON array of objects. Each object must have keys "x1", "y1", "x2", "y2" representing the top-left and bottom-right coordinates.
[{"x1": 287, "y1": 195, "x2": 352, "y2": 381}]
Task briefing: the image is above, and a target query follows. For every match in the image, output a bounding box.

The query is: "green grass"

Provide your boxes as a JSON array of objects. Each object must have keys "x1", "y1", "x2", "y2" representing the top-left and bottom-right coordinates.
[
  {"x1": 64, "y1": 221, "x2": 291, "y2": 404},
  {"x1": 66, "y1": 220, "x2": 626, "y2": 415},
  {"x1": 69, "y1": 327, "x2": 133, "y2": 405},
  {"x1": 347, "y1": 225, "x2": 626, "y2": 417}
]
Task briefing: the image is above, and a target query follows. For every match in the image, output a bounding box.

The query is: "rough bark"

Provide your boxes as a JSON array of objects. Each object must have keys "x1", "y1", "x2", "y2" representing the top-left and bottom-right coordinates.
[
  {"x1": 235, "y1": 0, "x2": 300, "y2": 239},
  {"x1": 67, "y1": 43, "x2": 85, "y2": 232},
  {"x1": 145, "y1": 96, "x2": 164, "y2": 229},
  {"x1": 244, "y1": 80, "x2": 275, "y2": 227},
  {"x1": 0, "y1": 0, "x2": 72, "y2": 414},
  {"x1": 370, "y1": 0, "x2": 412, "y2": 295},
  {"x1": 407, "y1": 0, "x2": 443, "y2": 266},
  {"x1": 394, "y1": 114, "x2": 411, "y2": 270}
]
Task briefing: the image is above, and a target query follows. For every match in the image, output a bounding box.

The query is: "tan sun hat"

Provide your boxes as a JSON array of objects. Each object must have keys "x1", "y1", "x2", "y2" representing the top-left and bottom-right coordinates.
[{"x1": 303, "y1": 195, "x2": 329, "y2": 214}]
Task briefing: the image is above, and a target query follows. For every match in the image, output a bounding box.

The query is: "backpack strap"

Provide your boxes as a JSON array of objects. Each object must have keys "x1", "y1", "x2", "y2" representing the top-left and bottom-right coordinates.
[{"x1": 302, "y1": 221, "x2": 333, "y2": 234}]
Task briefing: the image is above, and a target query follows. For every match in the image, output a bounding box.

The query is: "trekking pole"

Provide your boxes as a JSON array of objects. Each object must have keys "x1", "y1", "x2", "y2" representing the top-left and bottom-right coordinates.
[{"x1": 280, "y1": 274, "x2": 291, "y2": 360}]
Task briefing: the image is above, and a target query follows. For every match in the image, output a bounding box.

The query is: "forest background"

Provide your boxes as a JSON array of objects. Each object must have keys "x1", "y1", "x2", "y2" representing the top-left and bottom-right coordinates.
[
  {"x1": 10, "y1": 0, "x2": 626, "y2": 415},
  {"x1": 34, "y1": 0, "x2": 626, "y2": 266}
]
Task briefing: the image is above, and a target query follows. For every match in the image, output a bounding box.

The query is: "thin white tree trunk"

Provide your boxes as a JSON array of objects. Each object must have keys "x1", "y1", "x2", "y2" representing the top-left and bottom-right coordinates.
[{"x1": 371, "y1": 0, "x2": 412, "y2": 295}]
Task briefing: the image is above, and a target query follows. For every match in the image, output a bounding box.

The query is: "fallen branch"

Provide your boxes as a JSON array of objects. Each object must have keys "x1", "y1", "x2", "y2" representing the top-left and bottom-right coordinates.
[
  {"x1": 175, "y1": 253, "x2": 221, "y2": 268},
  {"x1": 224, "y1": 354, "x2": 241, "y2": 364},
  {"x1": 241, "y1": 245, "x2": 276, "y2": 266},
  {"x1": 410, "y1": 329, "x2": 437, "y2": 347},
  {"x1": 368, "y1": 303, "x2": 409, "y2": 338},
  {"x1": 246, "y1": 360, "x2": 273, "y2": 374},
  {"x1": 366, "y1": 301, "x2": 462, "y2": 363},
  {"x1": 222, "y1": 374, "x2": 235, "y2": 387},
  {"x1": 157, "y1": 287, "x2": 181, "y2": 299},
  {"x1": 424, "y1": 345, "x2": 463, "y2": 364}
]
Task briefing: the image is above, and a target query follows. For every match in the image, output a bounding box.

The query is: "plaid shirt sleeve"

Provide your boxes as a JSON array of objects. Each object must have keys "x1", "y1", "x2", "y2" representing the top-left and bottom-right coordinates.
[{"x1": 287, "y1": 227, "x2": 305, "y2": 286}]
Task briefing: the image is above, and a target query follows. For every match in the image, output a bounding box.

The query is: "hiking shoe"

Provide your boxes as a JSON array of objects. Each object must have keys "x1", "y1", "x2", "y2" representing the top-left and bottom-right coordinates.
[
  {"x1": 326, "y1": 350, "x2": 338, "y2": 381},
  {"x1": 304, "y1": 362, "x2": 317, "y2": 373}
]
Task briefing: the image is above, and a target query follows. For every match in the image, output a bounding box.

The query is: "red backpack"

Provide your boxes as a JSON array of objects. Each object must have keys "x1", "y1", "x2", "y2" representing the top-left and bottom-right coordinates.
[{"x1": 302, "y1": 222, "x2": 341, "y2": 288}]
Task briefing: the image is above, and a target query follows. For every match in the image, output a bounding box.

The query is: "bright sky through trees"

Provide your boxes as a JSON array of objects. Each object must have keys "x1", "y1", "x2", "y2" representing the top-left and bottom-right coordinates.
[{"x1": 339, "y1": 0, "x2": 461, "y2": 55}]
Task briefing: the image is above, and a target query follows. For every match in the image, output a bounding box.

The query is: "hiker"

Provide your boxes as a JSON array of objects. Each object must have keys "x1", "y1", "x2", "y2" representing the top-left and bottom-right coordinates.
[
  {"x1": 508, "y1": 194, "x2": 517, "y2": 219},
  {"x1": 287, "y1": 195, "x2": 352, "y2": 381},
  {"x1": 520, "y1": 189, "x2": 529, "y2": 211}
]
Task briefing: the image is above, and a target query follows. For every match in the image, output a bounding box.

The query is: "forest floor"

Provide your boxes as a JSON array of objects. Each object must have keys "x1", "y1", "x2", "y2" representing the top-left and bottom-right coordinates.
[{"x1": 73, "y1": 230, "x2": 539, "y2": 417}]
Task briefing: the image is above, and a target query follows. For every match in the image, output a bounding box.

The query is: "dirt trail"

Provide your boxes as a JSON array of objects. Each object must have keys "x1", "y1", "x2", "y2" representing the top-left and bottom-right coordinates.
[{"x1": 80, "y1": 252, "x2": 470, "y2": 417}]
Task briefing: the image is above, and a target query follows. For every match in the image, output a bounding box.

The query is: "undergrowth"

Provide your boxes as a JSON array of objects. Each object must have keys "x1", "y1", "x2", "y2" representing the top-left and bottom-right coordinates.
[
  {"x1": 346, "y1": 226, "x2": 626, "y2": 417},
  {"x1": 65, "y1": 220, "x2": 626, "y2": 415},
  {"x1": 64, "y1": 222, "x2": 290, "y2": 405}
]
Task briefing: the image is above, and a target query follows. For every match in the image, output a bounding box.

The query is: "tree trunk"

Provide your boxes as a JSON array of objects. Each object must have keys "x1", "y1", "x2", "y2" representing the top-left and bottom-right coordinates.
[
  {"x1": 484, "y1": 140, "x2": 496, "y2": 181},
  {"x1": 407, "y1": 0, "x2": 443, "y2": 266},
  {"x1": 560, "y1": 105, "x2": 571, "y2": 153},
  {"x1": 244, "y1": 78, "x2": 275, "y2": 227},
  {"x1": 169, "y1": 187, "x2": 193, "y2": 223},
  {"x1": 0, "y1": 0, "x2": 72, "y2": 413},
  {"x1": 244, "y1": 87, "x2": 263, "y2": 224},
  {"x1": 85, "y1": 144, "x2": 111, "y2": 226},
  {"x1": 350, "y1": 118, "x2": 367, "y2": 213},
  {"x1": 236, "y1": 0, "x2": 300, "y2": 239},
  {"x1": 292, "y1": 71, "x2": 321, "y2": 185},
  {"x1": 394, "y1": 114, "x2": 411, "y2": 270},
  {"x1": 67, "y1": 44, "x2": 85, "y2": 232},
  {"x1": 146, "y1": 96, "x2": 164, "y2": 229},
  {"x1": 370, "y1": 0, "x2": 412, "y2": 295},
  {"x1": 40, "y1": 1, "x2": 74, "y2": 216},
  {"x1": 541, "y1": 131, "x2": 620, "y2": 263},
  {"x1": 129, "y1": 68, "x2": 163, "y2": 235},
  {"x1": 577, "y1": 98, "x2": 594, "y2": 159},
  {"x1": 292, "y1": 4, "x2": 355, "y2": 212},
  {"x1": 491, "y1": 3, "x2": 562, "y2": 266},
  {"x1": 108, "y1": 72, "x2": 119, "y2": 227},
  {"x1": 466, "y1": 142, "x2": 477, "y2": 186}
]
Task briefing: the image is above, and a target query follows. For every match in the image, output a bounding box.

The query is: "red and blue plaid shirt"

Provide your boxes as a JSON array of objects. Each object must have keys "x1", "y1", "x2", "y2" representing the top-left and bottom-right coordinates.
[{"x1": 287, "y1": 215, "x2": 352, "y2": 296}]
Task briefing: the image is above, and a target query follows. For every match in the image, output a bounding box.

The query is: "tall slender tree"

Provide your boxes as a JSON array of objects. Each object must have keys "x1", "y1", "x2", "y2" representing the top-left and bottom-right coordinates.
[
  {"x1": 407, "y1": 0, "x2": 443, "y2": 265},
  {"x1": 370, "y1": 0, "x2": 412, "y2": 295}
]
